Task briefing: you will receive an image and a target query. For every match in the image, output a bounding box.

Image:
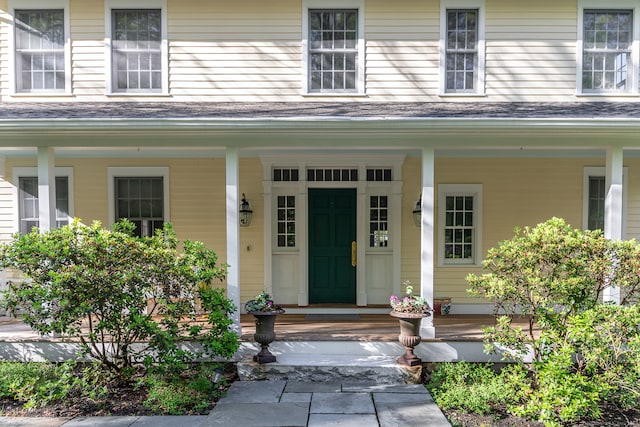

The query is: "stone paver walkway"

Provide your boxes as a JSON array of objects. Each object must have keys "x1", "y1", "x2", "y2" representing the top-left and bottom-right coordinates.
[{"x1": 0, "y1": 381, "x2": 451, "y2": 427}]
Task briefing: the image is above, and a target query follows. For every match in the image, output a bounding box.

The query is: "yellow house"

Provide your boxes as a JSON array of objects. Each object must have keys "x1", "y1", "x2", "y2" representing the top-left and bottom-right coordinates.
[{"x1": 0, "y1": 0, "x2": 637, "y2": 338}]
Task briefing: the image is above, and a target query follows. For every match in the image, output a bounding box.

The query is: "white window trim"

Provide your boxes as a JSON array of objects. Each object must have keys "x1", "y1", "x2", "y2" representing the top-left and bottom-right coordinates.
[
  {"x1": 104, "y1": 0, "x2": 169, "y2": 95},
  {"x1": 301, "y1": 0, "x2": 366, "y2": 96},
  {"x1": 438, "y1": 183, "x2": 483, "y2": 266},
  {"x1": 439, "y1": 0, "x2": 486, "y2": 96},
  {"x1": 272, "y1": 191, "x2": 299, "y2": 253},
  {"x1": 8, "y1": 0, "x2": 71, "y2": 96},
  {"x1": 582, "y1": 166, "x2": 628, "y2": 232},
  {"x1": 577, "y1": 0, "x2": 640, "y2": 95},
  {"x1": 12, "y1": 166, "x2": 74, "y2": 233},
  {"x1": 107, "y1": 166, "x2": 170, "y2": 228}
]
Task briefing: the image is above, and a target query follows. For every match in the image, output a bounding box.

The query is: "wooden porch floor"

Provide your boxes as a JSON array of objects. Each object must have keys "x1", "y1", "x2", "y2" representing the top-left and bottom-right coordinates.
[{"x1": 240, "y1": 314, "x2": 527, "y2": 342}]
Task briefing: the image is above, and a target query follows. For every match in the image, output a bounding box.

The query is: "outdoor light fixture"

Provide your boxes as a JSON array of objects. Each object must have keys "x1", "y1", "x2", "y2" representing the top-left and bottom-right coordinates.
[
  {"x1": 412, "y1": 196, "x2": 422, "y2": 227},
  {"x1": 239, "y1": 193, "x2": 253, "y2": 227}
]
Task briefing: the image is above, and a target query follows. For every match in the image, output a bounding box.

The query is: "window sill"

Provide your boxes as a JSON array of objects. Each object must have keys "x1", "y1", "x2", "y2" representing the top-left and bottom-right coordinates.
[
  {"x1": 10, "y1": 93, "x2": 75, "y2": 98},
  {"x1": 438, "y1": 261, "x2": 481, "y2": 268},
  {"x1": 302, "y1": 93, "x2": 368, "y2": 98},
  {"x1": 106, "y1": 93, "x2": 172, "y2": 98},
  {"x1": 438, "y1": 92, "x2": 487, "y2": 98},
  {"x1": 576, "y1": 92, "x2": 638, "y2": 97}
]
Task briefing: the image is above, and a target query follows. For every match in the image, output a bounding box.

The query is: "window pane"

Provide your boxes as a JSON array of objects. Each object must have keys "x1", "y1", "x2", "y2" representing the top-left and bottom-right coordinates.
[
  {"x1": 15, "y1": 9, "x2": 65, "y2": 92},
  {"x1": 112, "y1": 9, "x2": 162, "y2": 92},
  {"x1": 445, "y1": 10, "x2": 478, "y2": 92},
  {"x1": 308, "y1": 9, "x2": 358, "y2": 93},
  {"x1": 582, "y1": 10, "x2": 632, "y2": 92},
  {"x1": 443, "y1": 194, "x2": 475, "y2": 261},
  {"x1": 18, "y1": 175, "x2": 70, "y2": 233},
  {"x1": 115, "y1": 177, "x2": 164, "y2": 237}
]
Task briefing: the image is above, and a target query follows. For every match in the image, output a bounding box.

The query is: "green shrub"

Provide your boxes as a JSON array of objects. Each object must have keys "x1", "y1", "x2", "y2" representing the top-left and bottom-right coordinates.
[
  {"x1": 466, "y1": 218, "x2": 640, "y2": 426},
  {"x1": 0, "y1": 361, "x2": 108, "y2": 410},
  {"x1": 0, "y1": 220, "x2": 239, "y2": 376},
  {"x1": 141, "y1": 363, "x2": 227, "y2": 414},
  {"x1": 427, "y1": 361, "x2": 531, "y2": 416}
]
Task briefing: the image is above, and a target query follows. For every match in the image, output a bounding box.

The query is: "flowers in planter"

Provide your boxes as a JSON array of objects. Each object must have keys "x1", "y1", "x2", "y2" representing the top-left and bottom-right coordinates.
[
  {"x1": 390, "y1": 281, "x2": 431, "y2": 316},
  {"x1": 244, "y1": 292, "x2": 284, "y2": 313}
]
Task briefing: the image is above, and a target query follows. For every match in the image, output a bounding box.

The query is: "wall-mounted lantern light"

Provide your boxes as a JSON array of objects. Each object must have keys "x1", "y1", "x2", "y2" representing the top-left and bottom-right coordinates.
[
  {"x1": 240, "y1": 193, "x2": 253, "y2": 227},
  {"x1": 412, "y1": 196, "x2": 421, "y2": 227}
]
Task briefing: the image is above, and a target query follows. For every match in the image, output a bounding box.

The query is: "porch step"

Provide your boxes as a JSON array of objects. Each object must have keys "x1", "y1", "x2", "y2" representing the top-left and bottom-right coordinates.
[{"x1": 237, "y1": 353, "x2": 423, "y2": 384}]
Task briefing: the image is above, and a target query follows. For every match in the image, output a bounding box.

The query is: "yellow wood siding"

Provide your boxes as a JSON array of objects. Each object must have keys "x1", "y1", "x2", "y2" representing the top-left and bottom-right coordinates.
[
  {"x1": 2, "y1": 158, "x2": 266, "y2": 296},
  {"x1": 403, "y1": 157, "x2": 601, "y2": 305},
  {"x1": 3, "y1": 0, "x2": 636, "y2": 102},
  {"x1": 70, "y1": 0, "x2": 106, "y2": 97}
]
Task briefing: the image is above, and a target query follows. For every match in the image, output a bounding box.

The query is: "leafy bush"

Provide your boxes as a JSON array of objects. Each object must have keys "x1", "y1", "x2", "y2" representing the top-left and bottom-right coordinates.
[
  {"x1": 0, "y1": 361, "x2": 108, "y2": 410},
  {"x1": 466, "y1": 218, "x2": 640, "y2": 426},
  {"x1": 467, "y1": 218, "x2": 612, "y2": 362},
  {"x1": 141, "y1": 363, "x2": 228, "y2": 414},
  {"x1": 427, "y1": 361, "x2": 531, "y2": 416},
  {"x1": 0, "y1": 220, "x2": 239, "y2": 376}
]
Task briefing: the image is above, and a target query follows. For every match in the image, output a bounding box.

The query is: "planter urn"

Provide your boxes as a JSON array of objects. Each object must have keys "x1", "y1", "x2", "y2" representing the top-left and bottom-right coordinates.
[
  {"x1": 389, "y1": 311, "x2": 427, "y2": 367},
  {"x1": 249, "y1": 310, "x2": 284, "y2": 364}
]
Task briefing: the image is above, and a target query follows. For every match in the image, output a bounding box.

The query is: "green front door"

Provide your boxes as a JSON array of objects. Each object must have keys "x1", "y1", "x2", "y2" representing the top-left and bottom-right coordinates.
[{"x1": 308, "y1": 188, "x2": 357, "y2": 304}]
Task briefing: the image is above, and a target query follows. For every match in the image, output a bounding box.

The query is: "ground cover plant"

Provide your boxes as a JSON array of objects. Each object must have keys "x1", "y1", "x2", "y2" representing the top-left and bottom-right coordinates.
[
  {"x1": 447, "y1": 218, "x2": 640, "y2": 427},
  {"x1": 0, "y1": 360, "x2": 237, "y2": 416}
]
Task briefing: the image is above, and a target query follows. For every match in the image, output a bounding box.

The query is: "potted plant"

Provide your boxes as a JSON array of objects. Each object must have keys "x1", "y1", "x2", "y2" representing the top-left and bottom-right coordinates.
[
  {"x1": 245, "y1": 292, "x2": 285, "y2": 364},
  {"x1": 389, "y1": 281, "x2": 432, "y2": 366}
]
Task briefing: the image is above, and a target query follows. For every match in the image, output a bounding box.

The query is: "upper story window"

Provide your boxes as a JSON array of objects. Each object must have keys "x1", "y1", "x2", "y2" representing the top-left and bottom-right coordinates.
[
  {"x1": 582, "y1": 10, "x2": 632, "y2": 92},
  {"x1": 112, "y1": 10, "x2": 161, "y2": 92},
  {"x1": 106, "y1": 1, "x2": 167, "y2": 94},
  {"x1": 440, "y1": 0, "x2": 485, "y2": 95},
  {"x1": 10, "y1": 0, "x2": 70, "y2": 94},
  {"x1": 303, "y1": 0, "x2": 364, "y2": 95},
  {"x1": 578, "y1": 1, "x2": 639, "y2": 94}
]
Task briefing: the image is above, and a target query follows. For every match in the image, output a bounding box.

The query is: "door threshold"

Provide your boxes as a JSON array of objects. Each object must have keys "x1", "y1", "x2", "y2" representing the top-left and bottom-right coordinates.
[{"x1": 281, "y1": 306, "x2": 390, "y2": 315}]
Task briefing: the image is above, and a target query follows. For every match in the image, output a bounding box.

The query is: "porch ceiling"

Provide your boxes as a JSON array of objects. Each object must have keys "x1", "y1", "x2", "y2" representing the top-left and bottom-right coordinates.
[{"x1": 1, "y1": 102, "x2": 640, "y2": 156}]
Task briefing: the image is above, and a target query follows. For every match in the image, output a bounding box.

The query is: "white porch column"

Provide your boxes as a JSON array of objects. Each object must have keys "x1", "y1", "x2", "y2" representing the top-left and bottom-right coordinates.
[
  {"x1": 603, "y1": 146, "x2": 623, "y2": 304},
  {"x1": 226, "y1": 148, "x2": 242, "y2": 334},
  {"x1": 37, "y1": 147, "x2": 56, "y2": 233},
  {"x1": 420, "y1": 147, "x2": 435, "y2": 338}
]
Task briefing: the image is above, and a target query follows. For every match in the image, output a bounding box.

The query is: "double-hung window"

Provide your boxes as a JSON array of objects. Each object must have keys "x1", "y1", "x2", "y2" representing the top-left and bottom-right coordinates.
[
  {"x1": 579, "y1": 1, "x2": 639, "y2": 94},
  {"x1": 303, "y1": 0, "x2": 364, "y2": 94},
  {"x1": 438, "y1": 184, "x2": 482, "y2": 266},
  {"x1": 108, "y1": 167, "x2": 169, "y2": 237},
  {"x1": 582, "y1": 10, "x2": 633, "y2": 92},
  {"x1": 12, "y1": 1, "x2": 69, "y2": 94},
  {"x1": 440, "y1": 0, "x2": 485, "y2": 95},
  {"x1": 106, "y1": 1, "x2": 167, "y2": 94},
  {"x1": 582, "y1": 167, "x2": 627, "y2": 232},
  {"x1": 14, "y1": 167, "x2": 73, "y2": 234}
]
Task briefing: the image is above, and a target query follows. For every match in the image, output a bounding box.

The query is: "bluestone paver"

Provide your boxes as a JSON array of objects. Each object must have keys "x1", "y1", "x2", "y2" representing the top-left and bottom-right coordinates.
[
  {"x1": 342, "y1": 382, "x2": 428, "y2": 394},
  {"x1": 60, "y1": 417, "x2": 139, "y2": 427},
  {"x1": 204, "y1": 403, "x2": 309, "y2": 427},
  {"x1": 216, "y1": 380, "x2": 286, "y2": 404},
  {"x1": 0, "y1": 418, "x2": 69, "y2": 427},
  {"x1": 310, "y1": 392, "x2": 375, "y2": 414},
  {"x1": 280, "y1": 392, "x2": 312, "y2": 404},
  {"x1": 307, "y1": 414, "x2": 379, "y2": 427},
  {"x1": 284, "y1": 381, "x2": 342, "y2": 393},
  {"x1": 128, "y1": 416, "x2": 207, "y2": 427}
]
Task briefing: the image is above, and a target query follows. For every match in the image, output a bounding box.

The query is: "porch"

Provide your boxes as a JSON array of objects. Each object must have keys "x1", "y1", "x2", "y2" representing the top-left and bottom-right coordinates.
[
  {"x1": 0, "y1": 313, "x2": 535, "y2": 367},
  {"x1": 239, "y1": 313, "x2": 502, "y2": 342}
]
